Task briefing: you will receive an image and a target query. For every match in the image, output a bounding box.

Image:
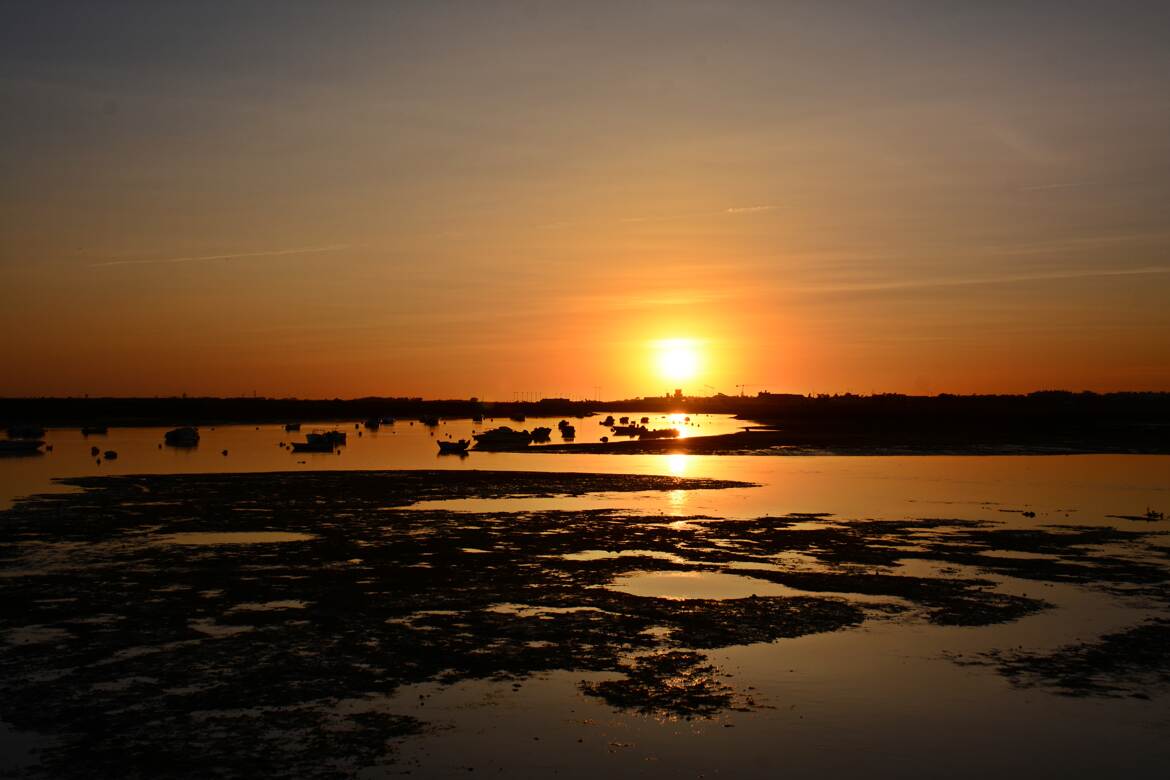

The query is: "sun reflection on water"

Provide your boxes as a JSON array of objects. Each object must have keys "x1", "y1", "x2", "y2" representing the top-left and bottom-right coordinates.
[
  {"x1": 665, "y1": 453, "x2": 688, "y2": 476},
  {"x1": 666, "y1": 413, "x2": 692, "y2": 439}
]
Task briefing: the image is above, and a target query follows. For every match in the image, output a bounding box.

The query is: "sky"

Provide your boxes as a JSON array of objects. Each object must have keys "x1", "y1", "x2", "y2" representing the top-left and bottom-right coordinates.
[{"x1": 2, "y1": 1, "x2": 1169, "y2": 399}]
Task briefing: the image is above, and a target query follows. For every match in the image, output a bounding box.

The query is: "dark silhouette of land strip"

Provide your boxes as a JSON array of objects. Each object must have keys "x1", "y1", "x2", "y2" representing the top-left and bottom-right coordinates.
[
  {"x1": 3, "y1": 391, "x2": 1168, "y2": 454},
  {"x1": 556, "y1": 391, "x2": 1170, "y2": 454},
  {"x1": 599, "y1": 391, "x2": 1170, "y2": 454}
]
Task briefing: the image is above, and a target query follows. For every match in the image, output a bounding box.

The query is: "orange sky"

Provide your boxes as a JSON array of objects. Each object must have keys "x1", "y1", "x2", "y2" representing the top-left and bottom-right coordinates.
[{"x1": 2, "y1": 2, "x2": 1169, "y2": 398}]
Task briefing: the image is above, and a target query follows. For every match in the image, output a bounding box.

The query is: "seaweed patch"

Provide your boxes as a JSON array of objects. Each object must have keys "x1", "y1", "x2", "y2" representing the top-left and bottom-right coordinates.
[
  {"x1": 954, "y1": 619, "x2": 1170, "y2": 698},
  {"x1": 579, "y1": 650, "x2": 745, "y2": 718}
]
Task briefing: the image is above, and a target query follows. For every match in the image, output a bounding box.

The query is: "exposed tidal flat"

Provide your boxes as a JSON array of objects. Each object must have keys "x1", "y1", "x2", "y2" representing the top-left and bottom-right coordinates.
[{"x1": 0, "y1": 465, "x2": 1169, "y2": 778}]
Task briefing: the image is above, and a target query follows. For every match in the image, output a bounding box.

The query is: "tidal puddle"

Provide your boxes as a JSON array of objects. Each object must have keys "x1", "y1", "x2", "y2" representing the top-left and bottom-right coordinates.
[
  {"x1": 189, "y1": 618, "x2": 256, "y2": 638},
  {"x1": 725, "y1": 556, "x2": 825, "y2": 573},
  {"x1": 5, "y1": 626, "x2": 72, "y2": 645},
  {"x1": 608, "y1": 570, "x2": 805, "y2": 600},
  {"x1": 227, "y1": 600, "x2": 307, "y2": 612},
  {"x1": 155, "y1": 532, "x2": 317, "y2": 545},
  {"x1": 561, "y1": 549, "x2": 689, "y2": 564},
  {"x1": 978, "y1": 550, "x2": 1059, "y2": 561},
  {"x1": 485, "y1": 603, "x2": 611, "y2": 616},
  {"x1": 403, "y1": 494, "x2": 663, "y2": 514}
]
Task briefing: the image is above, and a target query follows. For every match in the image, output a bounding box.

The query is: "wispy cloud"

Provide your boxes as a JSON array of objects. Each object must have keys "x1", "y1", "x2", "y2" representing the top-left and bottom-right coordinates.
[
  {"x1": 980, "y1": 231, "x2": 1170, "y2": 258},
  {"x1": 89, "y1": 244, "x2": 350, "y2": 268},
  {"x1": 617, "y1": 213, "x2": 696, "y2": 224},
  {"x1": 528, "y1": 204, "x2": 779, "y2": 231},
  {"x1": 803, "y1": 265, "x2": 1170, "y2": 295},
  {"x1": 621, "y1": 204, "x2": 779, "y2": 223},
  {"x1": 1018, "y1": 182, "x2": 1085, "y2": 192},
  {"x1": 725, "y1": 204, "x2": 777, "y2": 214}
]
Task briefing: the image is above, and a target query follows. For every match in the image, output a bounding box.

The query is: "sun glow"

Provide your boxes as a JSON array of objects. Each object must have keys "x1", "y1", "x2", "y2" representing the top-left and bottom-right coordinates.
[
  {"x1": 665, "y1": 453, "x2": 688, "y2": 476},
  {"x1": 655, "y1": 339, "x2": 700, "y2": 383}
]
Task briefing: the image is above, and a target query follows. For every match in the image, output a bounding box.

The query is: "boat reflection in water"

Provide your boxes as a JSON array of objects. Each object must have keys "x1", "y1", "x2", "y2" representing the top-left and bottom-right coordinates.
[{"x1": 291, "y1": 430, "x2": 347, "y2": 453}]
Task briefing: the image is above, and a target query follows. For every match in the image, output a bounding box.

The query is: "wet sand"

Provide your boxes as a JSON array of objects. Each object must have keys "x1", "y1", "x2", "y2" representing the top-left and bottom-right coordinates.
[{"x1": 1, "y1": 469, "x2": 1168, "y2": 776}]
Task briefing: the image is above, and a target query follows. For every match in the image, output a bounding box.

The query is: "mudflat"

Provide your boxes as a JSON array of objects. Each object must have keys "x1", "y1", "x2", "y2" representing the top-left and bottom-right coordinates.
[{"x1": 1, "y1": 469, "x2": 1168, "y2": 777}]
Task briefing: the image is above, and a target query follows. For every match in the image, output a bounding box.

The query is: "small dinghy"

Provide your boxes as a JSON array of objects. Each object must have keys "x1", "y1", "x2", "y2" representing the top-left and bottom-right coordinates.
[{"x1": 437, "y1": 439, "x2": 470, "y2": 455}]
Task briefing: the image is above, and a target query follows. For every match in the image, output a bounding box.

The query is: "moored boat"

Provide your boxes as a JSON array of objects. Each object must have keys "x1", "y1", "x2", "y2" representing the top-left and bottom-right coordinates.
[
  {"x1": 307, "y1": 430, "x2": 347, "y2": 446},
  {"x1": 164, "y1": 427, "x2": 200, "y2": 447},
  {"x1": 291, "y1": 439, "x2": 334, "y2": 453},
  {"x1": 437, "y1": 439, "x2": 470, "y2": 454},
  {"x1": 472, "y1": 426, "x2": 532, "y2": 449}
]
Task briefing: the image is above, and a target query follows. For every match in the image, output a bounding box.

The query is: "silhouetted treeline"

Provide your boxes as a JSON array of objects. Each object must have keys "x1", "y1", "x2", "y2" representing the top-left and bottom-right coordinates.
[
  {"x1": 0, "y1": 396, "x2": 596, "y2": 428},
  {"x1": 605, "y1": 390, "x2": 1170, "y2": 421},
  {"x1": 2, "y1": 393, "x2": 1168, "y2": 454}
]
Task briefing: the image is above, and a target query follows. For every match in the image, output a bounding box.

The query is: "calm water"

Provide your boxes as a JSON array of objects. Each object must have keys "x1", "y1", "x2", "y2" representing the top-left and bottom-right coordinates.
[
  {"x1": 0, "y1": 413, "x2": 742, "y2": 508},
  {"x1": 2, "y1": 415, "x2": 1167, "y2": 526},
  {"x1": 2, "y1": 415, "x2": 1169, "y2": 777}
]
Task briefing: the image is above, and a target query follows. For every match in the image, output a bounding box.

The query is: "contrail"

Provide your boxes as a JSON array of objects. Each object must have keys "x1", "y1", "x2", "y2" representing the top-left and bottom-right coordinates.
[{"x1": 89, "y1": 244, "x2": 350, "y2": 268}]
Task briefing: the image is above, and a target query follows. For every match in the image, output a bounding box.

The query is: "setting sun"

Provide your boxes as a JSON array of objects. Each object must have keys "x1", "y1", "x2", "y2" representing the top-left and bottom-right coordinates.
[{"x1": 656, "y1": 339, "x2": 700, "y2": 383}]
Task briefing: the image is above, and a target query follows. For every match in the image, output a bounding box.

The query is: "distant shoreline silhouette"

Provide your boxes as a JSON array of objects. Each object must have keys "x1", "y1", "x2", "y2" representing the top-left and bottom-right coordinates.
[{"x1": 2, "y1": 391, "x2": 1168, "y2": 455}]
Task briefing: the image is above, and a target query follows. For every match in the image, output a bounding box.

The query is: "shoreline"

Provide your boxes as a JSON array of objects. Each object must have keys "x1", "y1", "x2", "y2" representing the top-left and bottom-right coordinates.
[{"x1": 511, "y1": 429, "x2": 1170, "y2": 456}]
